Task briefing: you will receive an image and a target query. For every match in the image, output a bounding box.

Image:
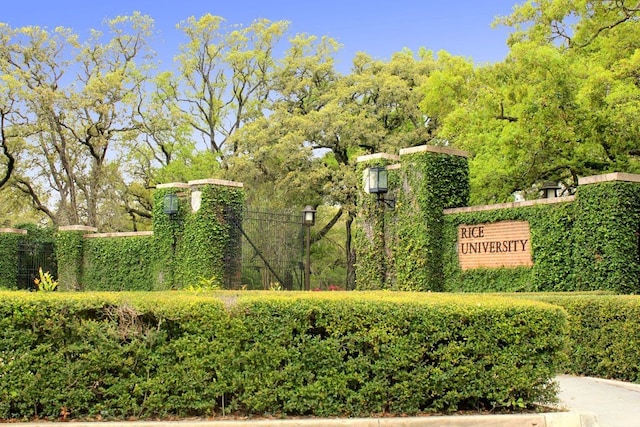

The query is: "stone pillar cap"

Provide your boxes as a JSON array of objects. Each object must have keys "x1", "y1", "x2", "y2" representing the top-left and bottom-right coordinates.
[
  {"x1": 188, "y1": 178, "x2": 244, "y2": 188},
  {"x1": 58, "y1": 225, "x2": 99, "y2": 232},
  {"x1": 0, "y1": 228, "x2": 27, "y2": 234}
]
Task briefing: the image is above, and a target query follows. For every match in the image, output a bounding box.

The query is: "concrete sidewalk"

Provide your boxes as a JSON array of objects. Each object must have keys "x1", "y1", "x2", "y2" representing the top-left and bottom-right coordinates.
[
  {"x1": 557, "y1": 374, "x2": 640, "y2": 427},
  {"x1": 12, "y1": 412, "x2": 596, "y2": 427}
]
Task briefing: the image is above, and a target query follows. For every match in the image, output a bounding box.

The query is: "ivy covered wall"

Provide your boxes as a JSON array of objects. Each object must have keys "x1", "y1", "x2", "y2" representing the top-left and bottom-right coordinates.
[
  {"x1": 572, "y1": 178, "x2": 640, "y2": 293},
  {"x1": 354, "y1": 153, "x2": 400, "y2": 290},
  {"x1": 56, "y1": 226, "x2": 97, "y2": 291},
  {"x1": 0, "y1": 229, "x2": 26, "y2": 289},
  {"x1": 174, "y1": 180, "x2": 245, "y2": 289},
  {"x1": 53, "y1": 179, "x2": 246, "y2": 291},
  {"x1": 392, "y1": 146, "x2": 469, "y2": 291},
  {"x1": 443, "y1": 175, "x2": 640, "y2": 294},
  {"x1": 355, "y1": 148, "x2": 640, "y2": 294},
  {"x1": 443, "y1": 201, "x2": 576, "y2": 292}
]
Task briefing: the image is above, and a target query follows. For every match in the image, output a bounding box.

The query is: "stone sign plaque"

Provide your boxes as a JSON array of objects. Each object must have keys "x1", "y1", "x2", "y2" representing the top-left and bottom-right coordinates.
[{"x1": 457, "y1": 221, "x2": 533, "y2": 270}]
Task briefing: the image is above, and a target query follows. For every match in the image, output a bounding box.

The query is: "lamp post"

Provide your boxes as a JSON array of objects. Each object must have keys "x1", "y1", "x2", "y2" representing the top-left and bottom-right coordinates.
[{"x1": 302, "y1": 205, "x2": 316, "y2": 291}]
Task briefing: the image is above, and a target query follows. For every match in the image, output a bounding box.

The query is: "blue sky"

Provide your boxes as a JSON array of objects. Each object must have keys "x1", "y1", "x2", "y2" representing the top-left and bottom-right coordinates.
[{"x1": 2, "y1": 0, "x2": 519, "y2": 70}]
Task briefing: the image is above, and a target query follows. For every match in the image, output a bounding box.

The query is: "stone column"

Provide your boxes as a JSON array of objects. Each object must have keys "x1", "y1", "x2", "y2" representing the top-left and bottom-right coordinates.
[
  {"x1": 394, "y1": 145, "x2": 469, "y2": 291},
  {"x1": 573, "y1": 173, "x2": 640, "y2": 293},
  {"x1": 179, "y1": 179, "x2": 245, "y2": 289}
]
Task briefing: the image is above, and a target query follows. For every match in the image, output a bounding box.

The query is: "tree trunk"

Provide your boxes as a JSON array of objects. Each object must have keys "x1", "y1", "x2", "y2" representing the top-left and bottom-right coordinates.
[{"x1": 345, "y1": 209, "x2": 356, "y2": 290}]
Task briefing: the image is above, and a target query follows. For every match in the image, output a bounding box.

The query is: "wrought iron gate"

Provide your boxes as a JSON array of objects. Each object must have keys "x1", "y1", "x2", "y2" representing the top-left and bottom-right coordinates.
[
  {"x1": 17, "y1": 240, "x2": 57, "y2": 290},
  {"x1": 225, "y1": 208, "x2": 304, "y2": 290}
]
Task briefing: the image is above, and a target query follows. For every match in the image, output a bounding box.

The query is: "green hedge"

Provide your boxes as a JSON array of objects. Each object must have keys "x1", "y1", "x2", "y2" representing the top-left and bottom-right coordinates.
[
  {"x1": 0, "y1": 291, "x2": 566, "y2": 421},
  {"x1": 529, "y1": 294, "x2": 640, "y2": 382}
]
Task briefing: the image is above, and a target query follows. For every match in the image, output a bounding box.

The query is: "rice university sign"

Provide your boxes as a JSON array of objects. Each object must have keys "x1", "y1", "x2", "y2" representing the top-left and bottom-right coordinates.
[{"x1": 457, "y1": 221, "x2": 533, "y2": 270}]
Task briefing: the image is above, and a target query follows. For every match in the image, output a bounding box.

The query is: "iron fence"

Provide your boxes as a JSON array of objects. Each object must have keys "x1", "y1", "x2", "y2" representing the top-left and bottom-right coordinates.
[
  {"x1": 17, "y1": 240, "x2": 57, "y2": 290},
  {"x1": 225, "y1": 207, "x2": 304, "y2": 290}
]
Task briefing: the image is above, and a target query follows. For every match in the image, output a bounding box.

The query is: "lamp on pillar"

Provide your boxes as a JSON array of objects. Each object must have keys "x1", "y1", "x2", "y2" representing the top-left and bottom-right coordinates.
[
  {"x1": 163, "y1": 193, "x2": 179, "y2": 217},
  {"x1": 302, "y1": 205, "x2": 316, "y2": 291},
  {"x1": 541, "y1": 182, "x2": 561, "y2": 199},
  {"x1": 365, "y1": 167, "x2": 395, "y2": 209}
]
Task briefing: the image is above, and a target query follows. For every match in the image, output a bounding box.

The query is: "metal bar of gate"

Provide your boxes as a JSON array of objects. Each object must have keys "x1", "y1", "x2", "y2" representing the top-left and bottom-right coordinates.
[{"x1": 227, "y1": 209, "x2": 288, "y2": 287}]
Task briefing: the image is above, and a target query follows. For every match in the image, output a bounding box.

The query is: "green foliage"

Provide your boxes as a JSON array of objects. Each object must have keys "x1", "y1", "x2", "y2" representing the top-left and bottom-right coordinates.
[
  {"x1": 184, "y1": 275, "x2": 222, "y2": 292},
  {"x1": 0, "y1": 291, "x2": 566, "y2": 420},
  {"x1": 82, "y1": 236, "x2": 161, "y2": 291},
  {"x1": 572, "y1": 182, "x2": 640, "y2": 293},
  {"x1": 444, "y1": 180, "x2": 640, "y2": 294},
  {"x1": 34, "y1": 268, "x2": 58, "y2": 292},
  {"x1": 176, "y1": 185, "x2": 245, "y2": 289},
  {"x1": 422, "y1": 2, "x2": 640, "y2": 204},
  {"x1": 354, "y1": 161, "x2": 399, "y2": 290},
  {"x1": 529, "y1": 294, "x2": 640, "y2": 383},
  {"x1": 0, "y1": 232, "x2": 21, "y2": 289},
  {"x1": 394, "y1": 151, "x2": 469, "y2": 292},
  {"x1": 444, "y1": 202, "x2": 576, "y2": 292},
  {"x1": 55, "y1": 230, "x2": 86, "y2": 291}
]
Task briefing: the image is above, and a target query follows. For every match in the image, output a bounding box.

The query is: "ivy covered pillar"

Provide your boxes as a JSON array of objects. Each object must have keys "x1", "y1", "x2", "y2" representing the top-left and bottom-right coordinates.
[
  {"x1": 0, "y1": 228, "x2": 27, "y2": 289},
  {"x1": 354, "y1": 153, "x2": 400, "y2": 290},
  {"x1": 153, "y1": 182, "x2": 190, "y2": 289},
  {"x1": 393, "y1": 145, "x2": 469, "y2": 291},
  {"x1": 56, "y1": 225, "x2": 98, "y2": 291},
  {"x1": 170, "y1": 179, "x2": 245, "y2": 289},
  {"x1": 573, "y1": 173, "x2": 640, "y2": 293}
]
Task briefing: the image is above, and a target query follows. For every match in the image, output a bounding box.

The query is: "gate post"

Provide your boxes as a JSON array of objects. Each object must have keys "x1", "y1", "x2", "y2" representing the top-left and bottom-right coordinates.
[
  {"x1": 180, "y1": 179, "x2": 245, "y2": 289},
  {"x1": 56, "y1": 225, "x2": 98, "y2": 291},
  {"x1": 355, "y1": 146, "x2": 470, "y2": 291},
  {"x1": 394, "y1": 145, "x2": 469, "y2": 291},
  {"x1": 0, "y1": 228, "x2": 27, "y2": 289},
  {"x1": 354, "y1": 153, "x2": 400, "y2": 290},
  {"x1": 153, "y1": 183, "x2": 190, "y2": 289}
]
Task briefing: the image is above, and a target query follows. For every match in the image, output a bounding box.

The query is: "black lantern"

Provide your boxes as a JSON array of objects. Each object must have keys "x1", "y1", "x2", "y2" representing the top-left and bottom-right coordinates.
[
  {"x1": 366, "y1": 166, "x2": 388, "y2": 194},
  {"x1": 302, "y1": 205, "x2": 316, "y2": 226},
  {"x1": 163, "y1": 193, "x2": 179, "y2": 216},
  {"x1": 541, "y1": 182, "x2": 561, "y2": 199},
  {"x1": 365, "y1": 167, "x2": 395, "y2": 209}
]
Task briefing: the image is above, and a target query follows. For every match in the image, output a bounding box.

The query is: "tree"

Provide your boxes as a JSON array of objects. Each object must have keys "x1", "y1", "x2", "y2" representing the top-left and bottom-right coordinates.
[
  {"x1": 232, "y1": 45, "x2": 440, "y2": 287},
  {"x1": 421, "y1": 0, "x2": 640, "y2": 204},
  {"x1": 171, "y1": 15, "x2": 289, "y2": 164},
  {"x1": 0, "y1": 72, "x2": 21, "y2": 189},
  {"x1": 0, "y1": 14, "x2": 155, "y2": 228}
]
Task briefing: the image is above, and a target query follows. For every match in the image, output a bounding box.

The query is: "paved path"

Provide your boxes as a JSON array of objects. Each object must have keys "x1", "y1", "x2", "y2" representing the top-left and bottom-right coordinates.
[{"x1": 557, "y1": 374, "x2": 640, "y2": 427}]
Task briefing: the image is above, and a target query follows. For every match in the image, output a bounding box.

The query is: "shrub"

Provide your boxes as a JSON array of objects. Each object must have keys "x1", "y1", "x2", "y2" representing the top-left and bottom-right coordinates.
[
  {"x1": 529, "y1": 294, "x2": 640, "y2": 382},
  {"x1": 0, "y1": 291, "x2": 566, "y2": 420}
]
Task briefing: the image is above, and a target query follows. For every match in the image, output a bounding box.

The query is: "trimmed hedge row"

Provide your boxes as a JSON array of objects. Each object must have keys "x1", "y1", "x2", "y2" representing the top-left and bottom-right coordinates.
[
  {"x1": 527, "y1": 294, "x2": 640, "y2": 383},
  {"x1": 0, "y1": 291, "x2": 566, "y2": 421}
]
